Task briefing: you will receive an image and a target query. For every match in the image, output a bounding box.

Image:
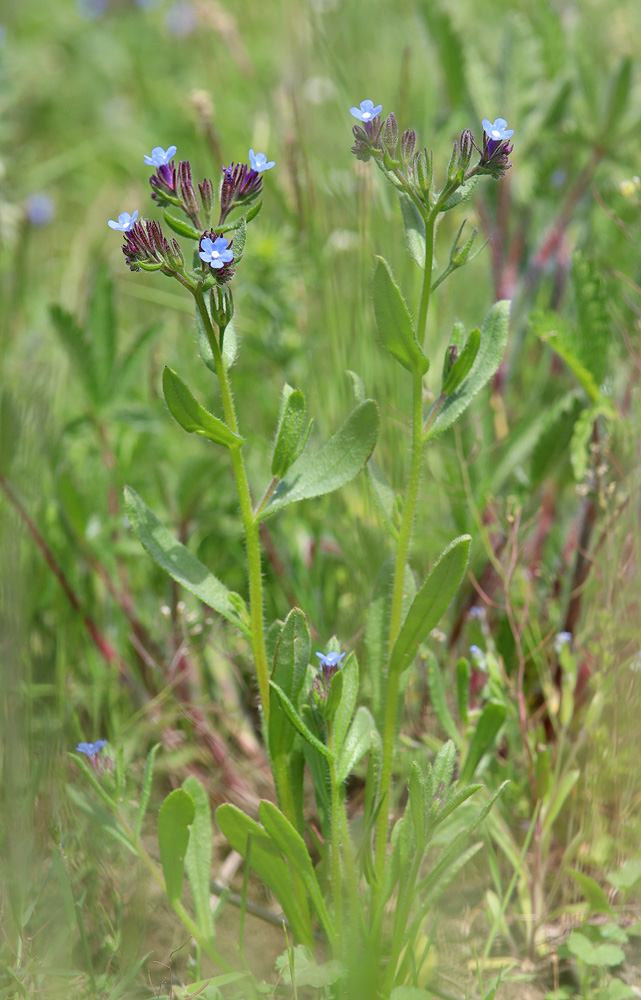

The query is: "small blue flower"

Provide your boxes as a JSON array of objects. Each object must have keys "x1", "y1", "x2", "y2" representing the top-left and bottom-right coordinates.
[
  {"x1": 315, "y1": 651, "x2": 346, "y2": 669},
  {"x1": 75, "y1": 740, "x2": 107, "y2": 756},
  {"x1": 481, "y1": 117, "x2": 514, "y2": 141},
  {"x1": 554, "y1": 631, "x2": 572, "y2": 654},
  {"x1": 26, "y1": 193, "x2": 55, "y2": 227},
  {"x1": 199, "y1": 235, "x2": 234, "y2": 269},
  {"x1": 248, "y1": 149, "x2": 275, "y2": 173},
  {"x1": 143, "y1": 145, "x2": 178, "y2": 167},
  {"x1": 350, "y1": 99, "x2": 383, "y2": 123},
  {"x1": 108, "y1": 210, "x2": 139, "y2": 232}
]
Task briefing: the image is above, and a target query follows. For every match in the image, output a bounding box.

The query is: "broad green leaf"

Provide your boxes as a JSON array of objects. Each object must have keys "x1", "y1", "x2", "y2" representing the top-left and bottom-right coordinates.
[
  {"x1": 272, "y1": 385, "x2": 307, "y2": 478},
  {"x1": 372, "y1": 256, "x2": 429, "y2": 375},
  {"x1": 269, "y1": 609, "x2": 311, "y2": 762},
  {"x1": 134, "y1": 743, "x2": 160, "y2": 842},
  {"x1": 259, "y1": 802, "x2": 335, "y2": 945},
  {"x1": 347, "y1": 371, "x2": 398, "y2": 538},
  {"x1": 607, "y1": 859, "x2": 641, "y2": 893},
  {"x1": 270, "y1": 681, "x2": 334, "y2": 760},
  {"x1": 260, "y1": 400, "x2": 379, "y2": 518},
  {"x1": 566, "y1": 931, "x2": 624, "y2": 968},
  {"x1": 162, "y1": 367, "x2": 243, "y2": 448},
  {"x1": 162, "y1": 210, "x2": 201, "y2": 240},
  {"x1": 566, "y1": 869, "x2": 612, "y2": 915},
  {"x1": 398, "y1": 193, "x2": 426, "y2": 269},
  {"x1": 158, "y1": 788, "x2": 195, "y2": 905},
  {"x1": 215, "y1": 803, "x2": 313, "y2": 946},
  {"x1": 459, "y1": 702, "x2": 506, "y2": 784},
  {"x1": 390, "y1": 535, "x2": 471, "y2": 676},
  {"x1": 337, "y1": 706, "x2": 376, "y2": 784},
  {"x1": 124, "y1": 486, "x2": 249, "y2": 637},
  {"x1": 275, "y1": 946, "x2": 343, "y2": 988},
  {"x1": 425, "y1": 301, "x2": 510, "y2": 439},
  {"x1": 183, "y1": 776, "x2": 215, "y2": 942}
]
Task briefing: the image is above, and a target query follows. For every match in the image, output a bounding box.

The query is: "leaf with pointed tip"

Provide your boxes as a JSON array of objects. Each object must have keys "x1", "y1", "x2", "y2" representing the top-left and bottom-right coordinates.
[
  {"x1": 162, "y1": 210, "x2": 201, "y2": 240},
  {"x1": 372, "y1": 256, "x2": 429, "y2": 374},
  {"x1": 158, "y1": 789, "x2": 195, "y2": 905},
  {"x1": 260, "y1": 401, "x2": 379, "y2": 518},
  {"x1": 124, "y1": 486, "x2": 249, "y2": 637},
  {"x1": 162, "y1": 367, "x2": 243, "y2": 448}
]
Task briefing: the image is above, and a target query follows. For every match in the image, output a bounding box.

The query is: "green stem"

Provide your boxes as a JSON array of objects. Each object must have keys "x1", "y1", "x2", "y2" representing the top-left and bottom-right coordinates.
[
  {"x1": 375, "y1": 366, "x2": 425, "y2": 880},
  {"x1": 327, "y1": 738, "x2": 344, "y2": 947},
  {"x1": 193, "y1": 287, "x2": 271, "y2": 725},
  {"x1": 417, "y1": 213, "x2": 436, "y2": 353}
]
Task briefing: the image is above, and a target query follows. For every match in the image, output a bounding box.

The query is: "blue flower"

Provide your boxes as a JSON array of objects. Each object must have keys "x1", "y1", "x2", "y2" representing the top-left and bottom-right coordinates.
[
  {"x1": 143, "y1": 145, "x2": 178, "y2": 167},
  {"x1": 481, "y1": 117, "x2": 514, "y2": 141},
  {"x1": 248, "y1": 149, "x2": 275, "y2": 173},
  {"x1": 75, "y1": 740, "x2": 107, "y2": 756},
  {"x1": 26, "y1": 193, "x2": 55, "y2": 227},
  {"x1": 315, "y1": 651, "x2": 346, "y2": 669},
  {"x1": 350, "y1": 99, "x2": 383, "y2": 123},
  {"x1": 554, "y1": 631, "x2": 572, "y2": 654},
  {"x1": 199, "y1": 235, "x2": 234, "y2": 269},
  {"x1": 108, "y1": 210, "x2": 139, "y2": 232}
]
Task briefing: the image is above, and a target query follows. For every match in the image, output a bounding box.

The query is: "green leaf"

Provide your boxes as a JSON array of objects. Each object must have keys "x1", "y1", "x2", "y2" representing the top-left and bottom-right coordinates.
[
  {"x1": 566, "y1": 931, "x2": 624, "y2": 968},
  {"x1": 534, "y1": 310, "x2": 601, "y2": 402},
  {"x1": 570, "y1": 403, "x2": 614, "y2": 481},
  {"x1": 391, "y1": 987, "x2": 433, "y2": 1000},
  {"x1": 442, "y1": 328, "x2": 480, "y2": 394},
  {"x1": 158, "y1": 788, "x2": 195, "y2": 905},
  {"x1": 162, "y1": 367, "x2": 243, "y2": 448},
  {"x1": 459, "y1": 702, "x2": 506, "y2": 784},
  {"x1": 414, "y1": 0, "x2": 467, "y2": 108},
  {"x1": 230, "y1": 217, "x2": 247, "y2": 261},
  {"x1": 603, "y1": 56, "x2": 633, "y2": 134},
  {"x1": 372, "y1": 256, "x2": 429, "y2": 375},
  {"x1": 607, "y1": 858, "x2": 641, "y2": 893},
  {"x1": 269, "y1": 681, "x2": 334, "y2": 760},
  {"x1": 366, "y1": 561, "x2": 416, "y2": 725},
  {"x1": 134, "y1": 743, "x2": 160, "y2": 842},
  {"x1": 162, "y1": 209, "x2": 201, "y2": 240},
  {"x1": 456, "y1": 657, "x2": 470, "y2": 725},
  {"x1": 398, "y1": 193, "x2": 426, "y2": 269},
  {"x1": 215, "y1": 803, "x2": 313, "y2": 946},
  {"x1": 124, "y1": 486, "x2": 249, "y2": 637},
  {"x1": 272, "y1": 385, "x2": 307, "y2": 478},
  {"x1": 334, "y1": 651, "x2": 359, "y2": 750},
  {"x1": 439, "y1": 175, "x2": 479, "y2": 213},
  {"x1": 183, "y1": 776, "x2": 215, "y2": 942},
  {"x1": 259, "y1": 802, "x2": 335, "y2": 945},
  {"x1": 542, "y1": 768, "x2": 579, "y2": 834},
  {"x1": 425, "y1": 301, "x2": 509, "y2": 439},
  {"x1": 337, "y1": 706, "x2": 376, "y2": 784},
  {"x1": 50, "y1": 304, "x2": 100, "y2": 406},
  {"x1": 275, "y1": 946, "x2": 342, "y2": 988},
  {"x1": 566, "y1": 869, "x2": 612, "y2": 915},
  {"x1": 269, "y1": 608, "x2": 311, "y2": 762},
  {"x1": 260, "y1": 400, "x2": 380, "y2": 518},
  {"x1": 347, "y1": 371, "x2": 398, "y2": 538},
  {"x1": 390, "y1": 535, "x2": 471, "y2": 676},
  {"x1": 426, "y1": 654, "x2": 460, "y2": 743}
]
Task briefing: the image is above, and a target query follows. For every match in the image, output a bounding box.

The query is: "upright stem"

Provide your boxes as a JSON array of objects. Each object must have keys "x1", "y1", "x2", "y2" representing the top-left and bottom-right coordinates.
[
  {"x1": 417, "y1": 212, "x2": 436, "y2": 353},
  {"x1": 193, "y1": 288, "x2": 271, "y2": 725},
  {"x1": 375, "y1": 366, "x2": 425, "y2": 879}
]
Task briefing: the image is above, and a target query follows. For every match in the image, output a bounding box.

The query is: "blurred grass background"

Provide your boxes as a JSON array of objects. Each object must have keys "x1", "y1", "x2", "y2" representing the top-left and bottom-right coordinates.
[{"x1": 1, "y1": 0, "x2": 641, "y2": 995}]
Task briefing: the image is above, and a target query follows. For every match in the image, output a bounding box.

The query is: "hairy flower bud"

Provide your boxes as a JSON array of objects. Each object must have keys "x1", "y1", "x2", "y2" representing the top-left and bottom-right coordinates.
[
  {"x1": 178, "y1": 161, "x2": 200, "y2": 226},
  {"x1": 458, "y1": 129, "x2": 474, "y2": 171},
  {"x1": 383, "y1": 112, "x2": 399, "y2": 157},
  {"x1": 122, "y1": 219, "x2": 180, "y2": 273},
  {"x1": 219, "y1": 162, "x2": 263, "y2": 223},
  {"x1": 400, "y1": 128, "x2": 416, "y2": 163},
  {"x1": 198, "y1": 177, "x2": 214, "y2": 220}
]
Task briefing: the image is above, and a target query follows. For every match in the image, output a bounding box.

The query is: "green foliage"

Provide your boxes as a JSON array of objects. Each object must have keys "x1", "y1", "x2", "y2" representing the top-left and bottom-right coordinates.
[
  {"x1": 158, "y1": 788, "x2": 195, "y2": 905},
  {"x1": 372, "y1": 256, "x2": 430, "y2": 375}
]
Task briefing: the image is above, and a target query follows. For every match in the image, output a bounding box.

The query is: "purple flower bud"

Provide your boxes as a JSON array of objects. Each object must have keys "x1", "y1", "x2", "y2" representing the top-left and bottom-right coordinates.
[
  {"x1": 400, "y1": 129, "x2": 416, "y2": 163},
  {"x1": 149, "y1": 161, "x2": 178, "y2": 204},
  {"x1": 382, "y1": 113, "x2": 399, "y2": 157},
  {"x1": 219, "y1": 162, "x2": 263, "y2": 223},
  {"x1": 178, "y1": 160, "x2": 200, "y2": 226},
  {"x1": 478, "y1": 117, "x2": 515, "y2": 179},
  {"x1": 198, "y1": 177, "x2": 214, "y2": 218},
  {"x1": 122, "y1": 218, "x2": 181, "y2": 272}
]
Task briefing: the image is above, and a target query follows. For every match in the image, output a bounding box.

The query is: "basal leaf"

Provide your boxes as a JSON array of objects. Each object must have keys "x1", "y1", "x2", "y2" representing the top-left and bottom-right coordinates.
[
  {"x1": 158, "y1": 789, "x2": 195, "y2": 905},
  {"x1": 183, "y1": 776, "x2": 215, "y2": 942}
]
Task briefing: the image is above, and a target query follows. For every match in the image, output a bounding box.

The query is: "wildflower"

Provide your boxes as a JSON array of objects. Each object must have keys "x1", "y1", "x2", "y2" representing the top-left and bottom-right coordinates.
[
  {"x1": 199, "y1": 234, "x2": 234, "y2": 269},
  {"x1": 143, "y1": 144, "x2": 178, "y2": 167},
  {"x1": 350, "y1": 99, "x2": 383, "y2": 123},
  {"x1": 469, "y1": 644, "x2": 487, "y2": 668},
  {"x1": 149, "y1": 161, "x2": 178, "y2": 203},
  {"x1": 198, "y1": 230, "x2": 234, "y2": 282},
  {"x1": 75, "y1": 739, "x2": 112, "y2": 774},
  {"x1": 311, "y1": 650, "x2": 346, "y2": 705},
  {"x1": 25, "y1": 193, "x2": 55, "y2": 227},
  {"x1": 468, "y1": 605, "x2": 486, "y2": 620},
  {"x1": 481, "y1": 117, "x2": 514, "y2": 142},
  {"x1": 477, "y1": 117, "x2": 515, "y2": 179},
  {"x1": 107, "y1": 210, "x2": 139, "y2": 232},
  {"x1": 177, "y1": 160, "x2": 200, "y2": 225},
  {"x1": 219, "y1": 162, "x2": 263, "y2": 222},
  {"x1": 554, "y1": 631, "x2": 572, "y2": 655},
  {"x1": 248, "y1": 149, "x2": 275, "y2": 173}
]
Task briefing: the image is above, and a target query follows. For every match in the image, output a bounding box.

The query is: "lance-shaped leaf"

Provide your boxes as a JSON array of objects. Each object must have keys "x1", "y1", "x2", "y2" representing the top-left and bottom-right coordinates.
[
  {"x1": 162, "y1": 210, "x2": 201, "y2": 240},
  {"x1": 390, "y1": 535, "x2": 471, "y2": 676},
  {"x1": 158, "y1": 788, "x2": 195, "y2": 905},
  {"x1": 372, "y1": 257, "x2": 429, "y2": 375},
  {"x1": 183, "y1": 776, "x2": 215, "y2": 944},
  {"x1": 425, "y1": 300, "x2": 509, "y2": 440},
  {"x1": 269, "y1": 609, "x2": 311, "y2": 762},
  {"x1": 441, "y1": 327, "x2": 480, "y2": 394},
  {"x1": 162, "y1": 367, "x2": 243, "y2": 448},
  {"x1": 259, "y1": 400, "x2": 379, "y2": 518},
  {"x1": 271, "y1": 385, "x2": 309, "y2": 478},
  {"x1": 439, "y1": 175, "x2": 479, "y2": 212},
  {"x1": 459, "y1": 701, "x2": 506, "y2": 785},
  {"x1": 270, "y1": 681, "x2": 334, "y2": 760},
  {"x1": 398, "y1": 193, "x2": 426, "y2": 269},
  {"x1": 124, "y1": 486, "x2": 249, "y2": 637}
]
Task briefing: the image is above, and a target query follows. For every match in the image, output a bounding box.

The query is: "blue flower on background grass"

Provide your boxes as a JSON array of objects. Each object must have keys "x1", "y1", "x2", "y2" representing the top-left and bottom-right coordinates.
[
  {"x1": 248, "y1": 149, "x2": 275, "y2": 173},
  {"x1": 350, "y1": 99, "x2": 383, "y2": 122},
  {"x1": 143, "y1": 145, "x2": 177, "y2": 167},
  {"x1": 554, "y1": 631, "x2": 572, "y2": 655},
  {"x1": 316, "y1": 651, "x2": 346, "y2": 668},
  {"x1": 76, "y1": 740, "x2": 107, "y2": 756},
  {"x1": 481, "y1": 117, "x2": 514, "y2": 141},
  {"x1": 108, "y1": 210, "x2": 139, "y2": 232},
  {"x1": 199, "y1": 235, "x2": 234, "y2": 269},
  {"x1": 26, "y1": 193, "x2": 55, "y2": 227}
]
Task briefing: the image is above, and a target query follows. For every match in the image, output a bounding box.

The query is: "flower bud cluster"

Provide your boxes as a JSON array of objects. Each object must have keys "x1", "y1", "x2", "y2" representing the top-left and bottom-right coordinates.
[
  {"x1": 219, "y1": 162, "x2": 263, "y2": 223},
  {"x1": 476, "y1": 118, "x2": 514, "y2": 179},
  {"x1": 122, "y1": 219, "x2": 184, "y2": 273},
  {"x1": 310, "y1": 650, "x2": 346, "y2": 708}
]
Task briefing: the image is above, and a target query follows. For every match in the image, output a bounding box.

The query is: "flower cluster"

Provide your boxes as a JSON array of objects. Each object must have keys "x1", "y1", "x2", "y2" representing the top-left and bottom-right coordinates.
[
  {"x1": 219, "y1": 161, "x2": 263, "y2": 223},
  {"x1": 122, "y1": 218, "x2": 184, "y2": 273},
  {"x1": 477, "y1": 118, "x2": 515, "y2": 179},
  {"x1": 75, "y1": 739, "x2": 113, "y2": 774},
  {"x1": 198, "y1": 231, "x2": 234, "y2": 281}
]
